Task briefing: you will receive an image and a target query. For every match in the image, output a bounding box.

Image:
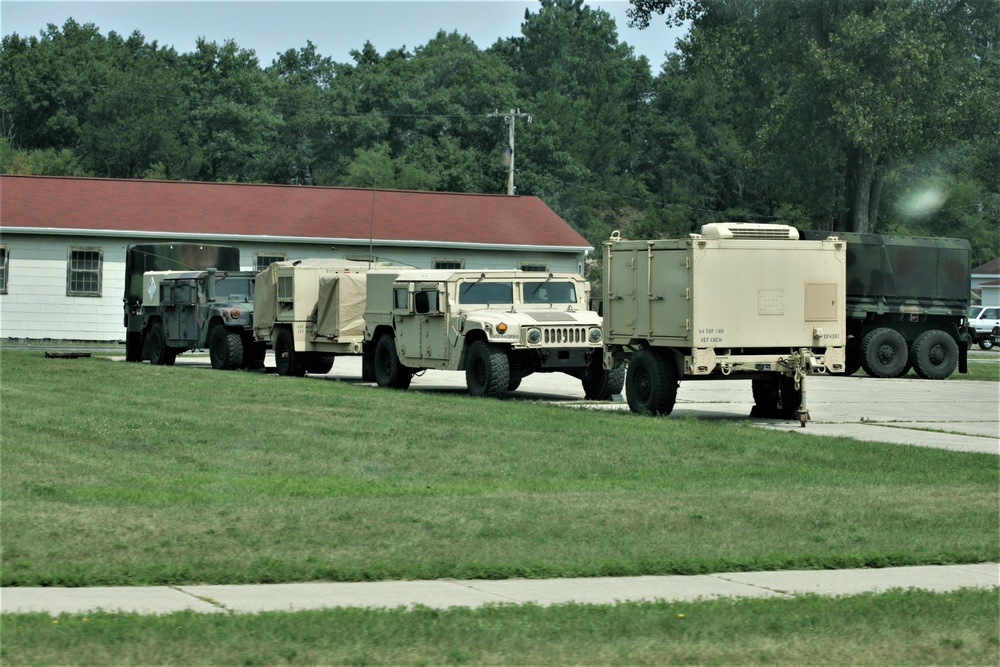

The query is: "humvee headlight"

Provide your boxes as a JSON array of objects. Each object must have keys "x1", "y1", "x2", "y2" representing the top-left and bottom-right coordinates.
[
  {"x1": 589, "y1": 327, "x2": 602, "y2": 343},
  {"x1": 231, "y1": 308, "x2": 242, "y2": 318},
  {"x1": 527, "y1": 328, "x2": 542, "y2": 344},
  {"x1": 497, "y1": 322, "x2": 508, "y2": 334}
]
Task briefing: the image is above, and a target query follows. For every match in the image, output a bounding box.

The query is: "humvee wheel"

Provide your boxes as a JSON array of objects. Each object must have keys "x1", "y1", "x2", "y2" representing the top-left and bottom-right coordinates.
[
  {"x1": 147, "y1": 321, "x2": 176, "y2": 366},
  {"x1": 910, "y1": 329, "x2": 959, "y2": 379},
  {"x1": 465, "y1": 340, "x2": 509, "y2": 398},
  {"x1": 860, "y1": 327, "x2": 908, "y2": 378},
  {"x1": 210, "y1": 326, "x2": 244, "y2": 370},
  {"x1": 507, "y1": 374, "x2": 523, "y2": 392},
  {"x1": 275, "y1": 328, "x2": 306, "y2": 376},
  {"x1": 582, "y1": 356, "x2": 625, "y2": 400},
  {"x1": 243, "y1": 342, "x2": 267, "y2": 370},
  {"x1": 625, "y1": 348, "x2": 677, "y2": 415},
  {"x1": 374, "y1": 334, "x2": 411, "y2": 389}
]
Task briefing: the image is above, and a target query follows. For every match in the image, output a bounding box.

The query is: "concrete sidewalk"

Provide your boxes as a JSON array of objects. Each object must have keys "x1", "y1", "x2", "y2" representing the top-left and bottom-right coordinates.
[{"x1": 3, "y1": 563, "x2": 996, "y2": 616}]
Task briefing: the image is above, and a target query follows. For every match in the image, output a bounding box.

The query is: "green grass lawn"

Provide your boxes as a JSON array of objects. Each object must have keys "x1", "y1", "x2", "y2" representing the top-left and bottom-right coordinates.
[
  {"x1": 2, "y1": 350, "x2": 997, "y2": 665},
  {"x1": 2, "y1": 589, "x2": 997, "y2": 666},
  {"x1": 2, "y1": 350, "x2": 996, "y2": 587}
]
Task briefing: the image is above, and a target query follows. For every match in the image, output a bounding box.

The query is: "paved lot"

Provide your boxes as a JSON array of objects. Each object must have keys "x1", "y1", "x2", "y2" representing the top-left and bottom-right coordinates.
[{"x1": 196, "y1": 351, "x2": 998, "y2": 455}]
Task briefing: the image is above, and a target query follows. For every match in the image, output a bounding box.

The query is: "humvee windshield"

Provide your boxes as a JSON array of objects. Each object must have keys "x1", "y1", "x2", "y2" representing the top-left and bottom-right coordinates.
[
  {"x1": 523, "y1": 281, "x2": 577, "y2": 305},
  {"x1": 216, "y1": 275, "x2": 254, "y2": 301},
  {"x1": 459, "y1": 281, "x2": 514, "y2": 305}
]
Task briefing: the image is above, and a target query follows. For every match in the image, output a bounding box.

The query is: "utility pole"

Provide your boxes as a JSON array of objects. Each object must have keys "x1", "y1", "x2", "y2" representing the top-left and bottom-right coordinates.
[{"x1": 490, "y1": 109, "x2": 532, "y2": 195}]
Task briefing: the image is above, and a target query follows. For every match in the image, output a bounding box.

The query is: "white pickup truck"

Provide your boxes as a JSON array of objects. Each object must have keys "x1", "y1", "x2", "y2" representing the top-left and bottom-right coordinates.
[{"x1": 968, "y1": 306, "x2": 1000, "y2": 351}]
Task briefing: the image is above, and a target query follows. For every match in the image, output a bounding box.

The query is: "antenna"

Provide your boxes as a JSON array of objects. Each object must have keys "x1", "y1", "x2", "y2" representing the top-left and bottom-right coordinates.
[{"x1": 368, "y1": 145, "x2": 379, "y2": 269}]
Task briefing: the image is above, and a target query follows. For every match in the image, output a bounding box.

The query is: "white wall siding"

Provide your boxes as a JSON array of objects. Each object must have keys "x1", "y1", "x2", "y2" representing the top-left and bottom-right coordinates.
[{"x1": 1, "y1": 233, "x2": 590, "y2": 342}]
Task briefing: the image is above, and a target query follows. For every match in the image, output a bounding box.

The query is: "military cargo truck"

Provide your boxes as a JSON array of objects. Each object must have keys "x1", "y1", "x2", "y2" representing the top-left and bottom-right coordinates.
[
  {"x1": 799, "y1": 230, "x2": 970, "y2": 378},
  {"x1": 138, "y1": 268, "x2": 261, "y2": 369},
  {"x1": 603, "y1": 224, "x2": 847, "y2": 422},
  {"x1": 364, "y1": 269, "x2": 624, "y2": 399},
  {"x1": 253, "y1": 258, "x2": 373, "y2": 376},
  {"x1": 124, "y1": 243, "x2": 242, "y2": 362}
]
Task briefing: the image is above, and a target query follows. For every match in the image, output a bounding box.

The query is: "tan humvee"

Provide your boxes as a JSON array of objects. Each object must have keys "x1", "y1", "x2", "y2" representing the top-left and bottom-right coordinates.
[
  {"x1": 603, "y1": 223, "x2": 847, "y2": 423},
  {"x1": 364, "y1": 269, "x2": 624, "y2": 399}
]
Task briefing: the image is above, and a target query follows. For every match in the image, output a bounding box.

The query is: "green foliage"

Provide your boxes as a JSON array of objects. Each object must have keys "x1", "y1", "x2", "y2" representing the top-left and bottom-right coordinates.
[{"x1": 0, "y1": 4, "x2": 995, "y2": 252}]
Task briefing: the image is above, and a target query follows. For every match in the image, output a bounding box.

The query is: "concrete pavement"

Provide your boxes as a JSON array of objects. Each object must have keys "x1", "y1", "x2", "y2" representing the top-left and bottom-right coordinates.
[{"x1": 3, "y1": 563, "x2": 997, "y2": 615}]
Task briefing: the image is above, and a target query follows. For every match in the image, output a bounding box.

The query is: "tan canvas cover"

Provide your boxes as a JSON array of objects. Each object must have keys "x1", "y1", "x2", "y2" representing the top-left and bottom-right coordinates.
[
  {"x1": 253, "y1": 262, "x2": 281, "y2": 333},
  {"x1": 254, "y1": 258, "x2": 370, "y2": 335},
  {"x1": 315, "y1": 271, "x2": 367, "y2": 339}
]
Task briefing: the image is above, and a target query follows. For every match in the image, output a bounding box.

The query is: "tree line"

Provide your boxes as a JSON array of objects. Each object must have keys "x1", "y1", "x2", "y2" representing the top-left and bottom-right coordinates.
[{"x1": 2, "y1": 0, "x2": 997, "y2": 266}]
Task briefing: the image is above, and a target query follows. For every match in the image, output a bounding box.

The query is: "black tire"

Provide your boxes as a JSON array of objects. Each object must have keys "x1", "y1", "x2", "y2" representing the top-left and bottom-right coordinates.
[
  {"x1": 582, "y1": 356, "x2": 626, "y2": 400},
  {"x1": 507, "y1": 374, "x2": 523, "y2": 392},
  {"x1": 465, "y1": 340, "x2": 509, "y2": 398},
  {"x1": 910, "y1": 329, "x2": 959, "y2": 380},
  {"x1": 147, "y1": 321, "x2": 176, "y2": 366},
  {"x1": 125, "y1": 332, "x2": 144, "y2": 362},
  {"x1": 751, "y1": 377, "x2": 780, "y2": 417},
  {"x1": 274, "y1": 328, "x2": 306, "y2": 377},
  {"x1": 209, "y1": 326, "x2": 244, "y2": 370},
  {"x1": 779, "y1": 375, "x2": 803, "y2": 420},
  {"x1": 979, "y1": 336, "x2": 994, "y2": 351},
  {"x1": 860, "y1": 327, "x2": 908, "y2": 378},
  {"x1": 306, "y1": 355, "x2": 335, "y2": 375},
  {"x1": 625, "y1": 348, "x2": 678, "y2": 415},
  {"x1": 374, "y1": 334, "x2": 411, "y2": 389}
]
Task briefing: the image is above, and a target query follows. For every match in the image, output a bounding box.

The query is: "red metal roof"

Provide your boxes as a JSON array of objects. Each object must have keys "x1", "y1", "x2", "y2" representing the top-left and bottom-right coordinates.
[{"x1": 0, "y1": 175, "x2": 591, "y2": 249}]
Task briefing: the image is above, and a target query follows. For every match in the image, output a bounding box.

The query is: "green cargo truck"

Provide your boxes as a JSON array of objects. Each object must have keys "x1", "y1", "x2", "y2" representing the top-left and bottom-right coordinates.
[{"x1": 799, "y1": 230, "x2": 970, "y2": 379}]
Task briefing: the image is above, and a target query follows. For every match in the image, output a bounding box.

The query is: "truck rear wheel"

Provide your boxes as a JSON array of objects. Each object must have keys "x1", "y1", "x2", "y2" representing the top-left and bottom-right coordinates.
[
  {"x1": 910, "y1": 329, "x2": 959, "y2": 379},
  {"x1": 465, "y1": 340, "x2": 509, "y2": 398},
  {"x1": 147, "y1": 321, "x2": 176, "y2": 366},
  {"x1": 374, "y1": 334, "x2": 412, "y2": 389},
  {"x1": 275, "y1": 328, "x2": 306, "y2": 377},
  {"x1": 582, "y1": 356, "x2": 625, "y2": 400},
  {"x1": 626, "y1": 348, "x2": 677, "y2": 415},
  {"x1": 860, "y1": 327, "x2": 908, "y2": 378}
]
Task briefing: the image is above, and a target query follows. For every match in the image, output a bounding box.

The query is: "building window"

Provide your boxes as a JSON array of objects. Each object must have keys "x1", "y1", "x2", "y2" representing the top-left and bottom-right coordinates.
[
  {"x1": 67, "y1": 247, "x2": 103, "y2": 297},
  {"x1": 519, "y1": 262, "x2": 549, "y2": 272},
  {"x1": 255, "y1": 253, "x2": 287, "y2": 272},
  {"x1": 0, "y1": 245, "x2": 8, "y2": 294},
  {"x1": 433, "y1": 259, "x2": 464, "y2": 270}
]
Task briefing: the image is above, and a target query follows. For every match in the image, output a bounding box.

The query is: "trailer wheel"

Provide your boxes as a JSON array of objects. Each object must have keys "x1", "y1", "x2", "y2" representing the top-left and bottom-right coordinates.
[
  {"x1": 274, "y1": 328, "x2": 306, "y2": 377},
  {"x1": 860, "y1": 327, "x2": 908, "y2": 378},
  {"x1": 210, "y1": 326, "x2": 244, "y2": 370},
  {"x1": 910, "y1": 329, "x2": 959, "y2": 379},
  {"x1": 626, "y1": 348, "x2": 677, "y2": 415},
  {"x1": 147, "y1": 321, "x2": 176, "y2": 366},
  {"x1": 374, "y1": 334, "x2": 412, "y2": 389},
  {"x1": 306, "y1": 355, "x2": 335, "y2": 375},
  {"x1": 843, "y1": 341, "x2": 862, "y2": 376},
  {"x1": 465, "y1": 340, "x2": 509, "y2": 398},
  {"x1": 582, "y1": 356, "x2": 625, "y2": 400}
]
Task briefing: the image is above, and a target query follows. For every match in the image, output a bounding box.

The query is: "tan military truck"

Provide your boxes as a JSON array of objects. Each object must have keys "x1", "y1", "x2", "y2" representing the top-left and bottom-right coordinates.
[
  {"x1": 603, "y1": 223, "x2": 847, "y2": 423},
  {"x1": 364, "y1": 269, "x2": 624, "y2": 399},
  {"x1": 253, "y1": 258, "x2": 372, "y2": 376}
]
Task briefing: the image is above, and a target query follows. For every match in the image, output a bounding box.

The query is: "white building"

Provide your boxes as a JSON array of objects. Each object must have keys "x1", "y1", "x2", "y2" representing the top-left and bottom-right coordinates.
[{"x1": 0, "y1": 176, "x2": 593, "y2": 342}]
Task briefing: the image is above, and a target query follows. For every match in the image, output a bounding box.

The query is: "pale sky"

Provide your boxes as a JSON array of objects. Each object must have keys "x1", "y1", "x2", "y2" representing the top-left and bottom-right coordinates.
[{"x1": 1, "y1": 0, "x2": 687, "y2": 71}]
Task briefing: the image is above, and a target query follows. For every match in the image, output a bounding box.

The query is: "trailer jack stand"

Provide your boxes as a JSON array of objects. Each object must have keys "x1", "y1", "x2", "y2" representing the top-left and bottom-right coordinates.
[{"x1": 799, "y1": 409, "x2": 809, "y2": 427}]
